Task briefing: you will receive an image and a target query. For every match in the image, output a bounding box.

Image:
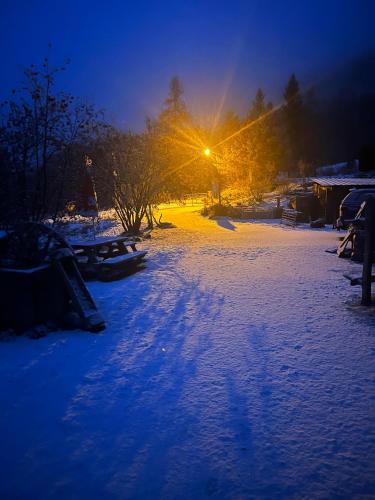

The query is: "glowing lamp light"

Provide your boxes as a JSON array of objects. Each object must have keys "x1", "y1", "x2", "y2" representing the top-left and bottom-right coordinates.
[{"x1": 204, "y1": 148, "x2": 211, "y2": 156}]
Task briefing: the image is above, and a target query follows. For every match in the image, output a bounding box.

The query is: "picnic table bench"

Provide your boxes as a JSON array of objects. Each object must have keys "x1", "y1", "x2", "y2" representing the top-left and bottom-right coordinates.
[{"x1": 70, "y1": 236, "x2": 147, "y2": 281}]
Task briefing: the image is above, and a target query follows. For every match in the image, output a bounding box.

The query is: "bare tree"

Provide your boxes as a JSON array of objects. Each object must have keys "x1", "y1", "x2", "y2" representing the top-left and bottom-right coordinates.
[
  {"x1": 0, "y1": 57, "x2": 108, "y2": 226},
  {"x1": 96, "y1": 130, "x2": 163, "y2": 234}
]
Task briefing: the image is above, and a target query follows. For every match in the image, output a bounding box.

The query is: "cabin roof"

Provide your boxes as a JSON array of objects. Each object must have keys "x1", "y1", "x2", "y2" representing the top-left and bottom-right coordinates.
[{"x1": 311, "y1": 177, "x2": 375, "y2": 188}]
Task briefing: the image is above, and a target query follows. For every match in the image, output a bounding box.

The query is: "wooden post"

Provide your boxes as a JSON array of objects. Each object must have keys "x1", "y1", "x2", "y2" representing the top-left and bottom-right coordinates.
[{"x1": 361, "y1": 197, "x2": 375, "y2": 306}]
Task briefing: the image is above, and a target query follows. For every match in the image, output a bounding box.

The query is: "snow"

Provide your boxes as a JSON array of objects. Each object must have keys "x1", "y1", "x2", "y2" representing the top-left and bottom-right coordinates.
[
  {"x1": 102, "y1": 251, "x2": 147, "y2": 265},
  {"x1": 277, "y1": 160, "x2": 369, "y2": 179},
  {"x1": 315, "y1": 160, "x2": 359, "y2": 176},
  {"x1": 1, "y1": 206, "x2": 374, "y2": 499}
]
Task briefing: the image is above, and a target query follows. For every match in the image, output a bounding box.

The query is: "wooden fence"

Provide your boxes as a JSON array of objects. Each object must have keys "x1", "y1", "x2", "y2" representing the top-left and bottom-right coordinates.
[{"x1": 281, "y1": 209, "x2": 303, "y2": 227}]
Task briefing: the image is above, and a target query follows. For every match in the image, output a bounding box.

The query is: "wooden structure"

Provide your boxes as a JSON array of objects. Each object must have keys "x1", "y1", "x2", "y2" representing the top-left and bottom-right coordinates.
[
  {"x1": 342, "y1": 197, "x2": 375, "y2": 305},
  {"x1": 53, "y1": 248, "x2": 105, "y2": 330},
  {"x1": 239, "y1": 207, "x2": 274, "y2": 219},
  {"x1": 359, "y1": 198, "x2": 374, "y2": 305},
  {"x1": 337, "y1": 202, "x2": 367, "y2": 259},
  {"x1": 311, "y1": 177, "x2": 375, "y2": 224},
  {"x1": 71, "y1": 235, "x2": 147, "y2": 281},
  {"x1": 281, "y1": 209, "x2": 303, "y2": 227},
  {"x1": 230, "y1": 206, "x2": 283, "y2": 220},
  {"x1": 0, "y1": 223, "x2": 105, "y2": 332},
  {"x1": 290, "y1": 194, "x2": 321, "y2": 221}
]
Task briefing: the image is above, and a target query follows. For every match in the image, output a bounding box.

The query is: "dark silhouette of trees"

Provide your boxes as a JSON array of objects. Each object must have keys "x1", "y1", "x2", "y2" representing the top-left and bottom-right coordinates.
[
  {"x1": 282, "y1": 73, "x2": 306, "y2": 173},
  {"x1": 278, "y1": 55, "x2": 375, "y2": 173},
  {"x1": 247, "y1": 88, "x2": 270, "y2": 122},
  {"x1": 159, "y1": 76, "x2": 190, "y2": 127},
  {"x1": 110, "y1": 132, "x2": 161, "y2": 234},
  {"x1": 212, "y1": 88, "x2": 282, "y2": 201},
  {"x1": 0, "y1": 58, "x2": 107, "y2": 225},
  {"x1": 149, "y1": 76, "x2": 211, "y2": 197},
  {"x1": 1, "y1": 52, "x2": 374, "y2": 228}
]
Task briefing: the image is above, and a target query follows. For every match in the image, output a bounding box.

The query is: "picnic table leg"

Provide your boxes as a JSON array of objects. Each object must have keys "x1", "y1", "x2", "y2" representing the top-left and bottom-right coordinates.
[
  {"x1": 86, "y1": 248, "x2": 97, "y2": 264},
  {"x1": 117, "y1": 242, "x2": 129, "y2": 254}
]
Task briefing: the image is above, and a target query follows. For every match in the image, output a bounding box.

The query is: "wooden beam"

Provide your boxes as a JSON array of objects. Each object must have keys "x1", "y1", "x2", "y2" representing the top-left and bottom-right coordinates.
[{"x1": 361, "y1": 198, "x2": 375, "y2": 305}]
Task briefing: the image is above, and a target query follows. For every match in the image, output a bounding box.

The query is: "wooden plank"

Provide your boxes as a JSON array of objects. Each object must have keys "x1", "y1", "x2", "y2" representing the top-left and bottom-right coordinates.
[
  {"x1": 361, "y1": 198, "x2": 374, "y2": 305},
  {"x1": 53, "y1": 251, "x2": 105, "y2": 332},
  {"x1": 337, "y1": 203, "x2": 366, "y2": 257},
  {"x1": 99, "y1": 251, "x2": 147, "y2": 266},
  {"x1": 70, "y1": 236, "x2": 132, "y2": 249},
  {"x1": 281, "y1": 209, "x2": 301, "y2": 227},
  {"x1": 337, "y1": 229, "x2": 354, "y2": 257},
  {"x1": 240, "y1": 207, "x2": 274, "y2": 219}
]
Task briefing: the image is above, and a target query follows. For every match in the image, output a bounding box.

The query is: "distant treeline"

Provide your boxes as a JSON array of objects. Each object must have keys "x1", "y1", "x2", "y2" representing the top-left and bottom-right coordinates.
[{"x1": 0, "y1": 53, "x2": 374, "y2": 231}]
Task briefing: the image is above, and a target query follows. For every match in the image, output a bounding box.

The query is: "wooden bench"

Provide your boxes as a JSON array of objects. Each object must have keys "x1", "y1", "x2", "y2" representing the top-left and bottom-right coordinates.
[{"x1": 99, "y1": 250, "x2": 147, "y2": 266}]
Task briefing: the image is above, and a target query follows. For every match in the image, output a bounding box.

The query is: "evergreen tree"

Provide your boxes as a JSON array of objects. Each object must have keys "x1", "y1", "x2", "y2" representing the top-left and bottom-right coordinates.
[
  {"x1": 159, "y1": 76, "x2": 190, "y2": 127},
  {"x1": 247, "y1": 88, "x2": 266, "y2": 121},
  {"x1": 214, "y1": 98, "x2": 282, "y2": 195},
  {"x1": 283, "y1": 73, "x2": 305, "y2": 172},
  {"x1": 153, "y1": 77, "x2": 207, "y2": 196},
  {"x1": 219, "y1": 111, "x2": 241, "y2": 139},
  {"x1": 284, "y1": 74, "x2": 302, "y2": 106},
  {"x1": 266, "y1": 101, "x2": 273, "y2": 113}
]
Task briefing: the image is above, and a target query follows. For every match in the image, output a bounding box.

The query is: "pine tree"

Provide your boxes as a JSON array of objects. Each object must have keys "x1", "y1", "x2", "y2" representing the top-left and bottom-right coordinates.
[
  {"x1": 247, "y1": 88, "x2": 266, "y2": 121},
  {"x1": 284, "y1": 74, "x2": 302, "y2": 106},
  {"x1": 159, "y1": 76, "x2": 190, "y2": 127},
  {"x1": 154, "y1": 77, "x2": 201, "y2": 195},
  {"x1": 215, "y1": 95, "x2": 282, "y2": 195},
  {"x1": 283, "y1": 73, "x2": 305, "y2": 172},
  {"x1": 220, "y1": 111, "x2": 241, "y2": 138}
]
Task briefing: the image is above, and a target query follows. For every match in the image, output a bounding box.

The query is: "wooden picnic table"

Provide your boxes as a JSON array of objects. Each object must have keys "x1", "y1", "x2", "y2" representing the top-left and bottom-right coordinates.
[
  {"x1": 71, "y1": 235, "x2": 133, "y2": 249},
  {"x1": 70, "y1": 235, "x2": 147, "y2": 280},
  {"x1": 71, "y1": 236, "x2": 137, "y2": 260}
]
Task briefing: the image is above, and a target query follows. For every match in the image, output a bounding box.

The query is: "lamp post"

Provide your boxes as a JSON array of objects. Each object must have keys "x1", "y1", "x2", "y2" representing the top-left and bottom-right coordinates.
[{"x1": 203, "y1": 148, "x2": 222, "y2": 205}]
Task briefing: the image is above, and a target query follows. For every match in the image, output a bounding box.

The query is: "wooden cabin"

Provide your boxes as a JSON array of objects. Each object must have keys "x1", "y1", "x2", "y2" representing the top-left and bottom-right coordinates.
[{"x1": 311, "y1": 178, "x2": 375, "y2": 224}]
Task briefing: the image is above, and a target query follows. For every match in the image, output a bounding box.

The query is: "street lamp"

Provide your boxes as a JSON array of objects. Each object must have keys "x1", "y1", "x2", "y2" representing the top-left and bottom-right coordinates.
[{"x1": 203, "y1": 148, "x2": 221, "y2": 205}]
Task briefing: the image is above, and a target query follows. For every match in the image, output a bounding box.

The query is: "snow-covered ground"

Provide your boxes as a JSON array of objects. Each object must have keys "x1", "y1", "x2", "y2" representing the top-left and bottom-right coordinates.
[{"x1": 1, "y1": 206, "x2": 374, "y2": 499}]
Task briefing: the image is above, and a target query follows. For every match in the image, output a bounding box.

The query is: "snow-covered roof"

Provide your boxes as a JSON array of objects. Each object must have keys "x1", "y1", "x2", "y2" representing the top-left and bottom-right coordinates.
[
  {"x1": 312, "y1": 177, "x2": 375, "y2": 187},
  {"x1": 315, "y1": 160, "x2": 359, "y2": 176}
]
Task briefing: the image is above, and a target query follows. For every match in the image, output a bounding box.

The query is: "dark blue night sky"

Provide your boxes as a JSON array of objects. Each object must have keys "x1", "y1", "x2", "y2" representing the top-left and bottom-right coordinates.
[{"x1": 1, "y1": 0, "x2": 374, "y2": 129}]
